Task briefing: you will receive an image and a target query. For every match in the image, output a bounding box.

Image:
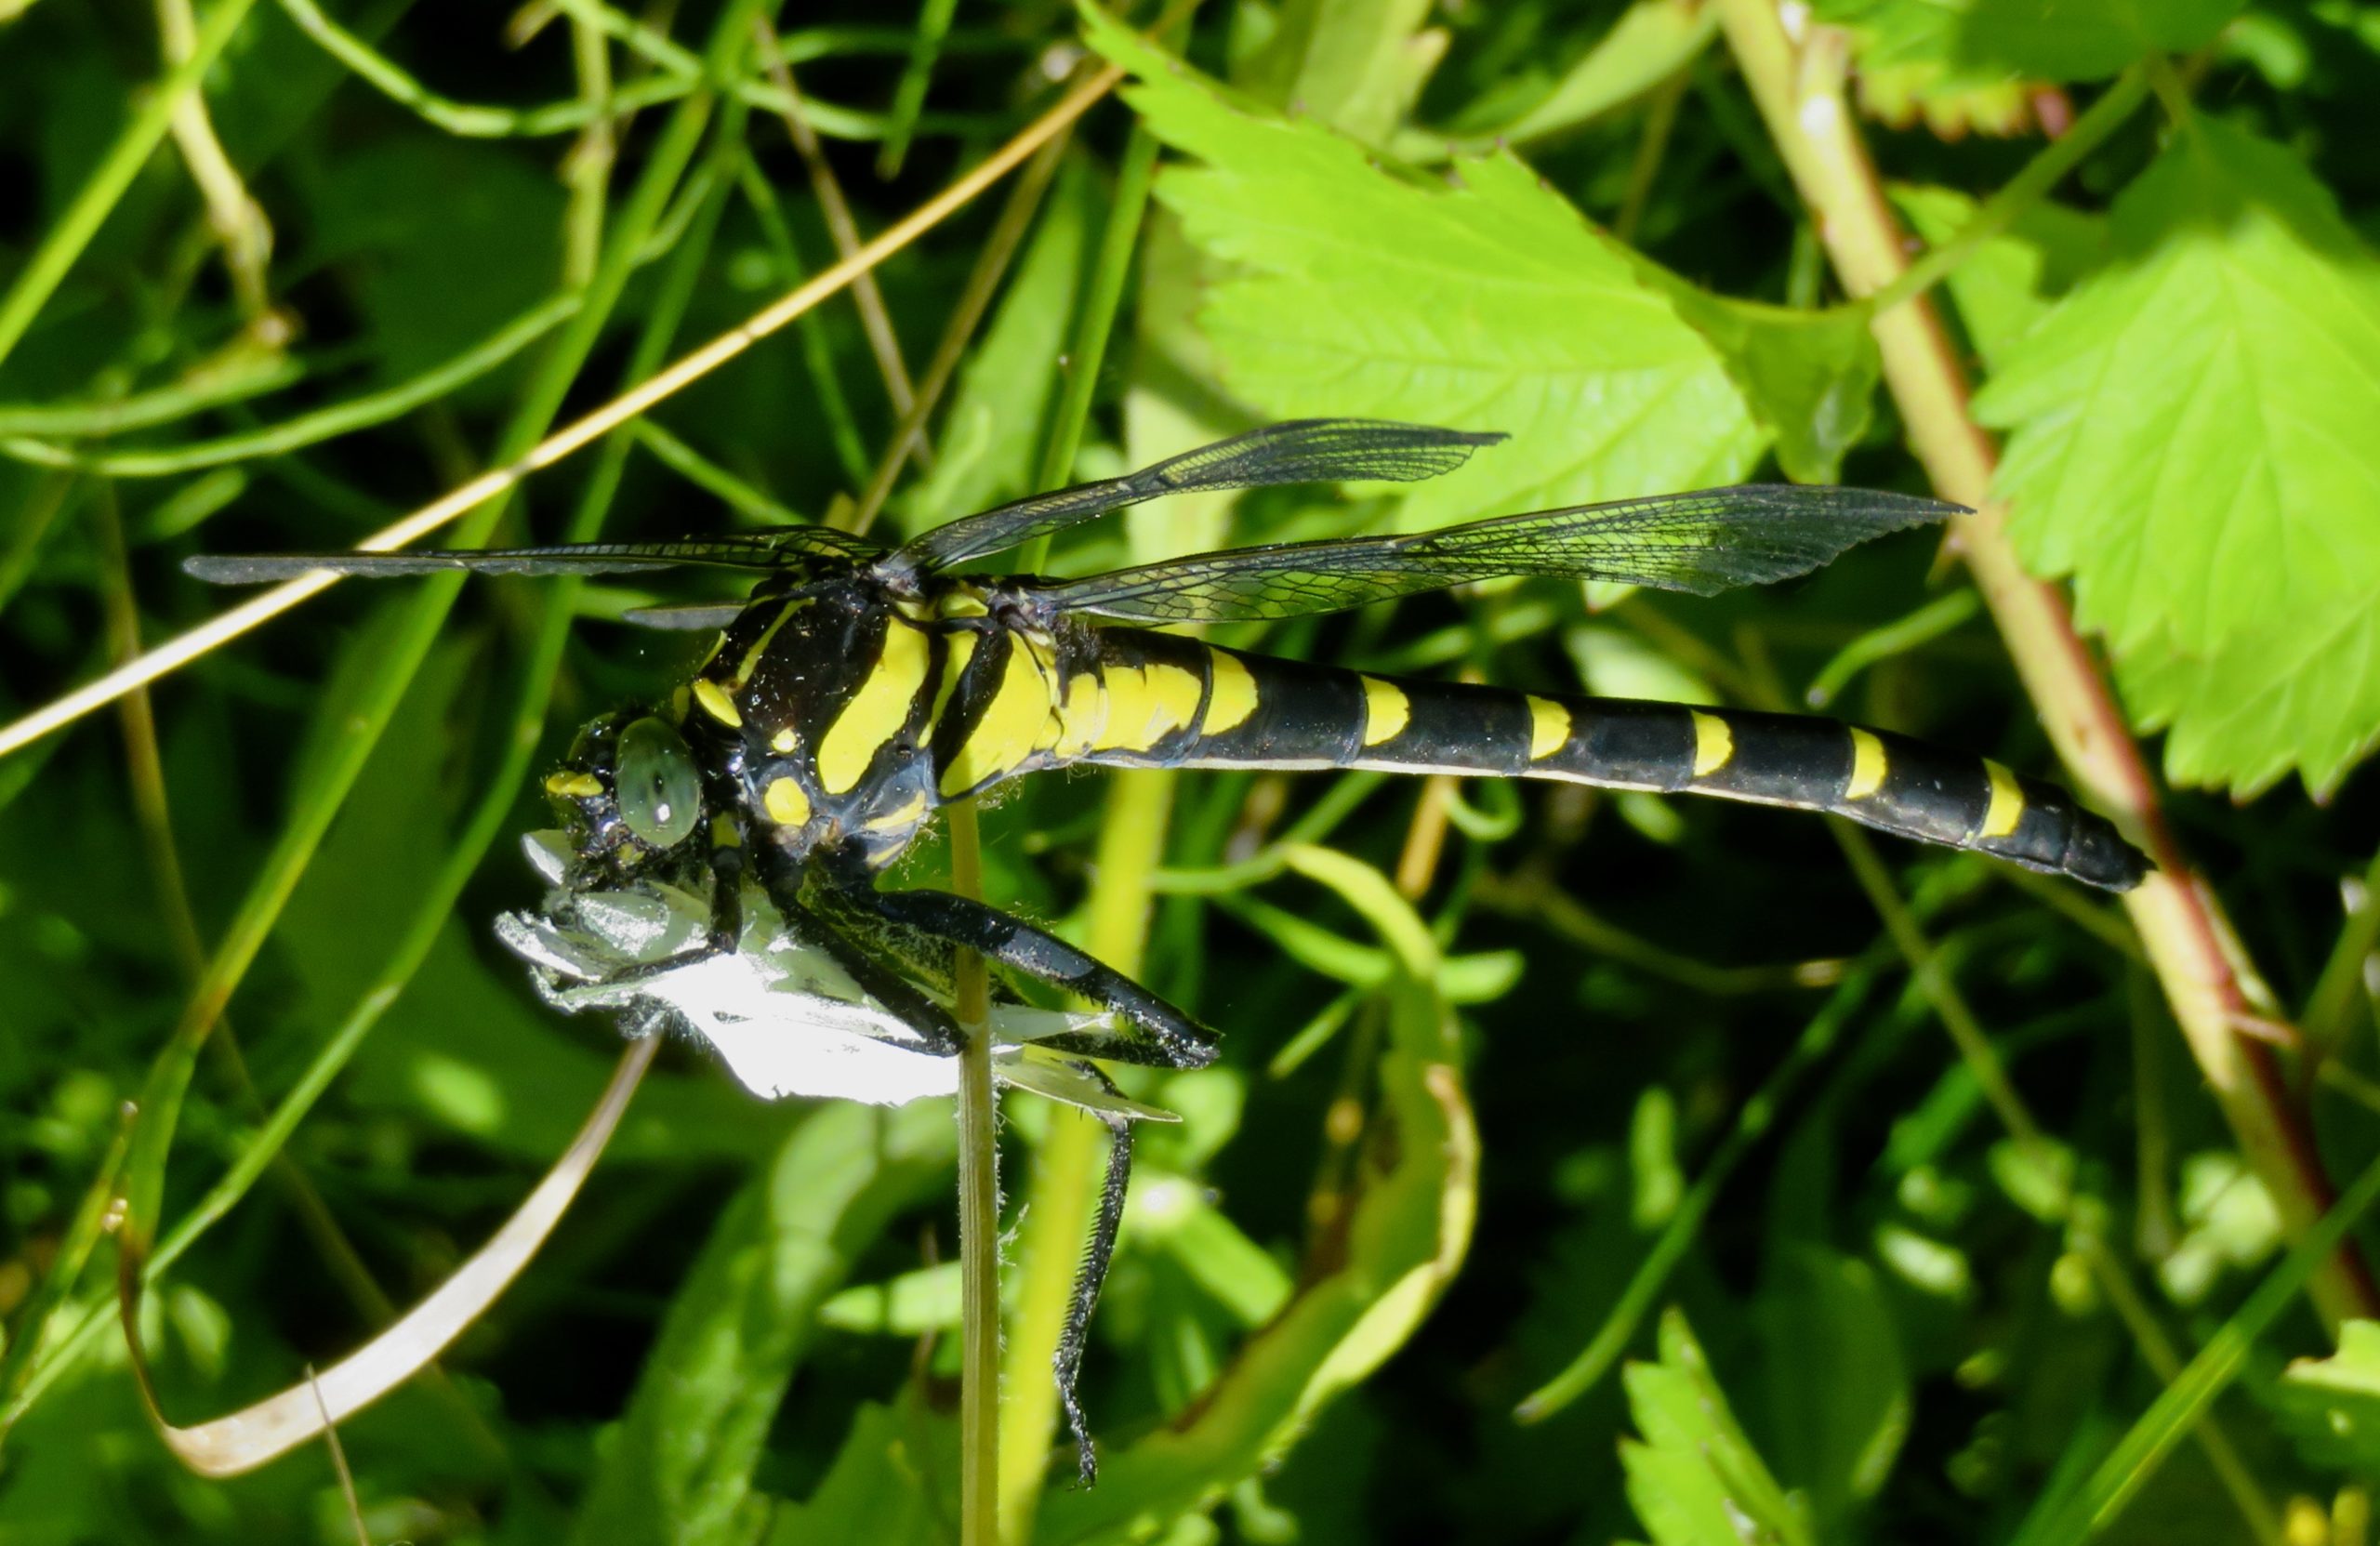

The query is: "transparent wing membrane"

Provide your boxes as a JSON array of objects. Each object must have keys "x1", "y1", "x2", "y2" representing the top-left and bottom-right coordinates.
[
  {"x1": 891, "y1": 417, "x2": 1506, "y2": 575},
  {"x1": 181, "y1": 528, "x2": 883, "y2": 585},
  {"x1": 1037, "y1": 485, "x2": 1963, "y2": 624}
]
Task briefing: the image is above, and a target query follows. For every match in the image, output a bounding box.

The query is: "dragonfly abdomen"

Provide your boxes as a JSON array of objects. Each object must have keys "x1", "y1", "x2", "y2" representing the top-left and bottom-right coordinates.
[{"x1": 1064, "y1": 636, "x2": 2147, "y2": 892}]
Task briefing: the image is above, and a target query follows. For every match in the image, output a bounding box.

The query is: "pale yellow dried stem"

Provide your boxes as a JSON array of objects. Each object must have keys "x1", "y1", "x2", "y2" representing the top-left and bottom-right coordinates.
[{"x1": 0, "y1": 63, "x2": 1122, "y2": 764}]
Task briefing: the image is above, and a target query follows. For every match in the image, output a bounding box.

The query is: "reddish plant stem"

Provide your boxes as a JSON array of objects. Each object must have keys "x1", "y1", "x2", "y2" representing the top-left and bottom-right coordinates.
[{"x1": 1714, "y1": 0, "x2": 2376, "y2": 1324}]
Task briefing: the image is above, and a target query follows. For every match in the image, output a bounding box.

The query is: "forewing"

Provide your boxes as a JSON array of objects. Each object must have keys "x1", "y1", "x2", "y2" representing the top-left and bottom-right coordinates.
[
  {"x1": 1039, "y1": 485, "x2": 1960, "y2": 624},
  {"x1": 892, "y1": 418, "x2": 1506, "y2": 575},
  {"x1": 182, "y1": 527, "x2": 883, "y2": 584}
]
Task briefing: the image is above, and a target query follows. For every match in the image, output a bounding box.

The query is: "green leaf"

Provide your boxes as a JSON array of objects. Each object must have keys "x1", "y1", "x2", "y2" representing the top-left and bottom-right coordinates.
[
  {"x1": 1621, "y1": 1308, "x2": 1818, "y2": 1546},
  {"x1": 765, "y1": 1396, "x2": 959, "y2": 1545},
  {"x1": 1818, "y1": 0, "x2": 2243, "y2": 86},
  {"x1": 1759, "y1": 1248, "x2": 1912, "y2": 1533},
  {"x1": 1654, "y1": 286, "x2": 1881, "y2": 482},
  {"x1": 569, "y1": 1103, "x2": 953, "y2": 1546},
  {"x1": 1034, "y1": 974, "x2": 1475, "y2": 1543},
  {"x1": 1892, "y1": 184, "x2": 2106, "y2": 372},
  {"x1": 893, "y1": 159, "x2": 1094, "y2": 539},
  {"x1": 1238, "y1": 0, "x2": 1443, "y2": 148},
  {"x1": 2268, "y1": 1319, "x2": 2380, "y2": 1476},
  {"x1": 1956, "y1": 0, "x2": 2242, "y2": 82},
  {"x1": 1396, "y1": 0, "x2": 1719, "y2": 158},
  {"x1": 1974, "y1": 115, "x2": 2380, "y2": 794},
  {"x1": 1084, "y1": 7, "x2": 1772, "y2": 526}
]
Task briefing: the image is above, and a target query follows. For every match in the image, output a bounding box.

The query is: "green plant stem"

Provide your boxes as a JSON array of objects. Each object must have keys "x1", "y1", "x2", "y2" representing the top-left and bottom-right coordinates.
[
  {"x1": 1829, "y1": 820, "x2": 2280, "y2": 1545},
  {"x1": 879, "y1": 0, "x2": 960, "y2": 178},
  {"x1": 752, "y1": 15, "x2": 921, "y2": 436},
  {"x1": 0, "y1": 355, "x2": 305, "y2": 438},
  {"x1": 1860, "y1": 64, "x2": 2152, "y2": 320},
  {"x1": 2052, "y1": 1144, "x2": 2380, "y2": 1541},
  {"x1": 994, "y1": 120, "x2": 1170, "y2": 1539},
  {"x1": 946, "y1": 799, "x2": 1003, "y2": 1546},
  {"x1": 1036, "y1": 126, "x2": 1160, "y2": 508},
  {"x1": 998, "y1": 771, "x2": 1175, "y2": 1542},
  {"x1": 1712, "y1": 0, "x2": 2379, "y2": 1325},
  {"x1": 2301, "y1": 839, "x2": 2380, "y2": 1061},
  {"x1": 14, "y1": 0, "x2": 753, "y2": 1428},
  {"x1": 851, "y1": 129, "x2": 1074, "y2": 533},
  {"x1": 733, "y1": 157, "x2": 872, "y2": 486},
  {"x1": 631, "y1": 418, "x2": 806, "y2": 525},
  {"x1": 1516, "y1": 964, "x2": 1885, "y2": 1420},
  {"x1": 1, "y1": 294, "x2": 581, "y2": 476},
  {"x1": 0, "y1": 0, "x2": 267, "y2": 376}
]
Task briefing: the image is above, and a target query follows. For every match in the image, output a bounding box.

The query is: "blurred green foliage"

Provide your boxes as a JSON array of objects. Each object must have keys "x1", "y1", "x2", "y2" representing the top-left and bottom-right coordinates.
[{"x1": 3, "y1": 1, "x2": 2380, "y2": 1543}]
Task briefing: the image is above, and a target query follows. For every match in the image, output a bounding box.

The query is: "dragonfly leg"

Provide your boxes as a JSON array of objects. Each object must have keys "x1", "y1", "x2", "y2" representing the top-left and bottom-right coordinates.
[
  {"x1": 836, "y1": 881, "x2": 1219, "y2": 1071},
  {"x1": 584, "y1": 833, "x2": 747, "y2": 990},
  {"x1": 1051, "y1": 1060, "x2": 1134, "y2": 1488},
  {"x1": 751, "y1": 847, "x2": 971, "y2": 1058}
]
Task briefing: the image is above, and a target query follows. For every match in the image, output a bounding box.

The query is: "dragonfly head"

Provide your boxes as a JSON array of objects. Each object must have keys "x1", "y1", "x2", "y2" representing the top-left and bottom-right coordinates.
[{"x1": 544, "y1": 709, "x2": 710, "y2": 885}]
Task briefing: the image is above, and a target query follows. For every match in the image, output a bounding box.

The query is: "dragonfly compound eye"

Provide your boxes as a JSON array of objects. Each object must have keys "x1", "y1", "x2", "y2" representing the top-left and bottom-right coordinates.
[{"x1": 615, "y1": 716, "x2": 702, "y2": 850}]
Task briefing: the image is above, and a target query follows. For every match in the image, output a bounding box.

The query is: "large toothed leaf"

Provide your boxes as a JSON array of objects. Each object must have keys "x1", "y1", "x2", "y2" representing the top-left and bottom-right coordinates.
[
  {"x1": 1084, "y1": 7, "x2": 1875, "y2": 523},
  {"x1": 1974, "y1": 115, "x2": 2380, "y2": 795}
]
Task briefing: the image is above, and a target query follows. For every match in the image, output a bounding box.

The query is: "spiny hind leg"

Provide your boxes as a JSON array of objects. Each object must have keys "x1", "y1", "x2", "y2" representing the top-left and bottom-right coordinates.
[
  {"x1": 1051, "y1": 1061, "x2": 1135, "y2": 1487},
  {"x1": 753, "y1": 847, "x2": 970, "y2": 1057},
  {"x1": 836, "y1": 882, "x2": 1220, "y2": 1071}
]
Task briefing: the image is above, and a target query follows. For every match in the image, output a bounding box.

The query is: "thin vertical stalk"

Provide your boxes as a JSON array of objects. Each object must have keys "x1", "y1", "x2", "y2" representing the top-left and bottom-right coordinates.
[
  {"x1": 0, "y1": 0, "x2": 268, "y2": 373},
  {"x1": 753, "y1": 15, "x2": 923, "y2": 447},
  {"x1": 946, "y1": 799, "x2": 1003, "y2": 1546},
  {"x1": 994, "y1": 116, "x2": 1170, "y2": 1544},
  {"x1": 1712, "y1": 0, "x2": 2379, "y2": 1325}
]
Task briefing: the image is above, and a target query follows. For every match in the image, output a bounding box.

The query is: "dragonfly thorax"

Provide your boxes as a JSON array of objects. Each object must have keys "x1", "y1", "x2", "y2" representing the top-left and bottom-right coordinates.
[{"x1": 684, "y1": 575, "x2": 984, "y2": 873}]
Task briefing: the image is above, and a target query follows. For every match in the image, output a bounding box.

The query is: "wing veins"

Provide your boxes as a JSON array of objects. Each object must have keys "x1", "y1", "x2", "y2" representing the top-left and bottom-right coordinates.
[
  {"x1": 183, "y1": 529, "x2": 881, "y2": 584},
  {"x1": 892, "y1": 418, "x2": 1505, "y2": 575},
  {"x1": 1038, "y1": 485, "x2": 1962, "y2": 624}
]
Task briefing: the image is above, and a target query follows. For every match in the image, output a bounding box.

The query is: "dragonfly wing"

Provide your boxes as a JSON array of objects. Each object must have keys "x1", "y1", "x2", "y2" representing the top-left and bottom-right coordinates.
[
  {"x1": 1038, "y1": 485, "x2": 1961, "y2": 624},
  {"x1": 890, "y1": 418, "x2": 1505, "y2": 575},
  {"x1": 182, "y1": 528, "x2": 884, "y2": 584}
]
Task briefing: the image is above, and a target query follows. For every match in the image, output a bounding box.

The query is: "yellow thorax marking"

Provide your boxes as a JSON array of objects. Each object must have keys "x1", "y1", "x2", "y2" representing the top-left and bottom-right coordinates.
[
  {"x1": 1689, "y1": 710, "x2": 1733, "y2": 776},
  {"x1": 1979, "y1": 760, "x2": 2025, "y2": 839},
  {"x1": 1095, "y1": 661, "x2": 1202, "y2": 753},
  {"x1": 927, "y1": 628, "x2": 979, "y2": 733},
  {"x1": 816, "y1": 618, "x2": 932, "y2": 794},
  {"x1": 941, "y1": 632, "x2": 1057, "y2": 796},
  {"x1": 545, "y1": 771, "x2": 602, "y2": 799},
  {"x1": 732, "y1": 598, "x2": 807, "y2": 688},
  {"x1": 1050, "y1": 671, "x2": 1107, "y2": 759},
  {"x1": 709, "y1": 814, "x2": 741, "y2": 848},
  {"x1": 1201, "y1": 650, "x2": 1260, "y2": 735},
  {"x1": 864, "y1": 791, "x2": 932, "y2": 832},
  {"x1": 1359, "y1": 677, "x2": 1409, "y2": 747},
  {"x1": 763, "y1": 775, "x2": 812, "y2": 827},
  {"x1": 692, "y1": 678, "x2": 742, "y2": 728},
  {"x1": 1844, "y1": 728, "x2": 1887, "y2": 800},
  {"x1": 936, "y1": 589, "x2": 991, "y2": 619},
  {"x1": 1526, "y1": 696, "x2": 1569, "y2": 760},
  {"x1": 770, "y1": 725, "x2": 799, "y2": 754}
]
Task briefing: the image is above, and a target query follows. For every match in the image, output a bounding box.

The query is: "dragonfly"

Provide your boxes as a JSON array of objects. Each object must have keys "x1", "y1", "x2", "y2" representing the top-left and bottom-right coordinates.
[{"x1": 187, "y1": 418, "x2": 2149, "y2": 1479}]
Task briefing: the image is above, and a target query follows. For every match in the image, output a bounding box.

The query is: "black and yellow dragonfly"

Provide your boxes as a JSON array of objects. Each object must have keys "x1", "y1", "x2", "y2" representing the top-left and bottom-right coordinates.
[{"x1": 188, "y1": 418, "x2": 2149, "y2": 1476}]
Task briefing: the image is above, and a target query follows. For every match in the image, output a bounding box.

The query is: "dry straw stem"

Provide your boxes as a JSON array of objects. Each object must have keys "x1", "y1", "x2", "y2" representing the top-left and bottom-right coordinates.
[
  {"x1": 1713, "y1": 0, "x2": 2378, "y2": 1322},
  {"x1": 0, "y1": 61, "x2": 1124, "y2": 765}
]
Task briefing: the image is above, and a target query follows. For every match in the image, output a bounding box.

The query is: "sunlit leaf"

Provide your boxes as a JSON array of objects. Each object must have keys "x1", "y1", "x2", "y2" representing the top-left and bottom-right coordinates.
[
  {"x1": 1975, "y1": 114, "x2": 2380, "y2": 794},
  {"x1": 1086, "y1": 7, "x2": 1774, "y2": 525},
  {"x1": 1621, "y1": 1308, "x2": 1818, "y2": 1546}
]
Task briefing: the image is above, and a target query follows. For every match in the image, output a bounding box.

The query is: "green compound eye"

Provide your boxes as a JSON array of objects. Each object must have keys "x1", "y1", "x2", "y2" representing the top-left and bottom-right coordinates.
[{"x1": 615, "y1": 717, "x2": 701, "y2": 849}]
